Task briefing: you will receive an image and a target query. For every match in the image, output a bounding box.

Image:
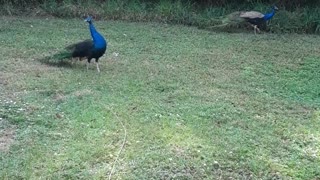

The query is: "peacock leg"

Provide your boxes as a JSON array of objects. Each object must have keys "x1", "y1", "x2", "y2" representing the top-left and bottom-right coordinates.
[
  {"x1": 253, "y1": 25, "x2": 257, "y2": 35},
  {"x1": 95, "y1": 59, "x2": 100, "y2": 73},
  {"x1": 256, "y1": 27, "x2": 261, "y2": 33},
  {"x1": 87, "y1": 58, "x2": 93, "y2": 71}
]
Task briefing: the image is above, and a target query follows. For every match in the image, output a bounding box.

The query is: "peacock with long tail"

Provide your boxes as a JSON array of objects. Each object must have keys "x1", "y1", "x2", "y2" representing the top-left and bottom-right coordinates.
[
  {"x1": 212, "y1": 5, "x2": 278, "y2": 34},
  {"x1": 53, "y1": 16, "x2": 107, "y2": 72}
]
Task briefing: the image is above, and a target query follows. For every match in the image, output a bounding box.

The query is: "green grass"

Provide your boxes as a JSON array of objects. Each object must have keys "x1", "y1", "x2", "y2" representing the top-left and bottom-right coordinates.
[{"x1": 0, "y1": 16, "x2": 320, "y2": 179}]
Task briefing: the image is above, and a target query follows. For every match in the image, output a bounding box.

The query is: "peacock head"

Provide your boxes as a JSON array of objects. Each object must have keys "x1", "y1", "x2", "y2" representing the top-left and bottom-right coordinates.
[
  {"x1": 272, "y1": 5, "x2": 279, "y2": 11},
  {"x1": 85, "y1": 16, "x2": 93, "y2": 24}
]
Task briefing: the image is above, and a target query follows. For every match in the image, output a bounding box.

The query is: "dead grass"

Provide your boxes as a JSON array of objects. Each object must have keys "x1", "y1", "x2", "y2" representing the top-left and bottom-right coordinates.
[{"x1": 0, "y1": 124, "x2": 16, "y2": 152}]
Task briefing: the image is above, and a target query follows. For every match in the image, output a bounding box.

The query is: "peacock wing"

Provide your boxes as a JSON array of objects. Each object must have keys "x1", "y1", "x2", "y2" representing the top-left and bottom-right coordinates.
[
  {"x1": 65, "y1": 39, "x2": 92, "y2": 50},
  {"x1": 66, "y1": 39, "x2": 93, "y2": 58},
  {"x1": 225, "y1": 11, "x2": 246, "y2": 23},
  {"x1": 239, "y1": 11, "x2": 264, "y2": 19}
]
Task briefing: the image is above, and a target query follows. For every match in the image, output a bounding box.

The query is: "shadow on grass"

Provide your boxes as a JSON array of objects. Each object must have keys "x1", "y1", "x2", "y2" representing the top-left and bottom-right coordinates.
[
  {"x1": 199, "y1": 21, "x2": 270, "y2": 34},
  {"x1": 38, "y1": 56, "x2": 73, "y2": 68}
]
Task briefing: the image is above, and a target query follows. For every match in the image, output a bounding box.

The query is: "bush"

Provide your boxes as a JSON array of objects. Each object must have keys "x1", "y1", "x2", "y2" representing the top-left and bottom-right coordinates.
[{"x1": 0, "y1": 0, "x2": 319, "y2": 34}]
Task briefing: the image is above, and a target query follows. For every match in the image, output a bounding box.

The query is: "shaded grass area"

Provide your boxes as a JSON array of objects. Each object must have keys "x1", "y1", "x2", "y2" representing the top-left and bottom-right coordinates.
[{"x1": 0, "y1": 17, "x2": 320, "y2": 179}]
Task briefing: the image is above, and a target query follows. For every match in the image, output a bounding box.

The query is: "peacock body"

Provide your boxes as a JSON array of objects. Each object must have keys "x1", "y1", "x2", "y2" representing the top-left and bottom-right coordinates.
[
  {"x1": 239, "y1": 5, "x2": 278, "y2": 34},
  {"x1": 214, "y1": 6, "x2": 278, "y2": 34},
  {"x1": 54, "y1": 16, "x2": 107, "y2": 72},
  {"x1": 65, "y1": 39, "x2": 93, "y2": 60}
]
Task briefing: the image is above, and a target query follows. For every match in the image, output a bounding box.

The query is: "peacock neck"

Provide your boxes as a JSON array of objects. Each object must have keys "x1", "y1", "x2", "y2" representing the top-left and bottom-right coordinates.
[
  {"x1": 89, "y1": 23, "x2": 107, "y2": 49},
  {"x1": 263, "y1": 8, "x2": 275, "y2": 21}
]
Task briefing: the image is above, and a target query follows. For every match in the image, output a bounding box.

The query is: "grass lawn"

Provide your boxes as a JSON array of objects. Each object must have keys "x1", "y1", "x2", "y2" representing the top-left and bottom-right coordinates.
[{"x1": 0, "y1": 16, "x2": 320, "y2": 179}]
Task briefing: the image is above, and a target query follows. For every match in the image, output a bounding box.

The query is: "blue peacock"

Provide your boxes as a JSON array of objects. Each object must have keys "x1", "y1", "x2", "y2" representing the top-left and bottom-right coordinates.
[
  {"x1": 55, "y1": 16, "x2": 107, "y2": 72},
  {"x1": 214, "y1": 5, "x2": 278, "y2": 34},
  {"x1": 239, "y1": 5, "x2": 279, "y2": 34}
]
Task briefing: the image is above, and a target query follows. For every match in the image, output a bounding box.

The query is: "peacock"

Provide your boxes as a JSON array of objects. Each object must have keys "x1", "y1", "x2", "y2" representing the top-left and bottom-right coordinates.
[
  {"x1": 212, "y1": 5, "x2": 278, "y2": 34},
  {"x1": 54, "y1": 16, "x2": 107, "y2": 72},
  {"x1": 239, "y1": 5, "x2": 278, "y2": 34}
]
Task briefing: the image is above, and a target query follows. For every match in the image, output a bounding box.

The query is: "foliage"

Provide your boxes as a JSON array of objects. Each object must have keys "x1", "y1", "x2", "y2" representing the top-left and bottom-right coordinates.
[
  {"x1": 1, "y1": 0, "x2": 319, "y2": 8},
  {"x1": 0, "y1": 0, "x2": 320, "y2": 33}
]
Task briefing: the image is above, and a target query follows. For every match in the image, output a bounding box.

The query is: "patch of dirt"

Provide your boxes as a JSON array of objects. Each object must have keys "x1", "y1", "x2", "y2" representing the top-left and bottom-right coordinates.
[
  {"x1": 171, "y1": 145, "x2": 187, "y2": 157},
  {"x1": 53, "y1": 92, "x2": 66, "y2": 102},
  {"x1": 73, "y1": 89, "x2": 93, "y2": 97},
  {"x1": 0, "y1": 76, "x2": 8, "y2": 86},
  {"x1": 0, "y1": 126, "x2": 16, "y2": 152}
]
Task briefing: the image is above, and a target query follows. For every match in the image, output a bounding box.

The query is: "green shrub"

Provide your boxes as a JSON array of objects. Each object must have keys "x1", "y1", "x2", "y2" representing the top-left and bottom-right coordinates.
[{"x1": 0, "y1": 0, "x2": 319, "y2": 34}]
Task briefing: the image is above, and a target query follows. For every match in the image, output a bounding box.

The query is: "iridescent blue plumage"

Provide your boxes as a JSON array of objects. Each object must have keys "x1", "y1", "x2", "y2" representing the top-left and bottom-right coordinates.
[
  {"x1": 84, "y1": 16, "x2": 107, "y2": 72},
  {"x1": 263, "y1": 6, "x2": 278, "y2": 21},
  {"x1": 55, "y1": 17, "x2": 107, "y2": 72},
  {"x1": 86, "y1": 16, "x2": 107, "y2": 53}
]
